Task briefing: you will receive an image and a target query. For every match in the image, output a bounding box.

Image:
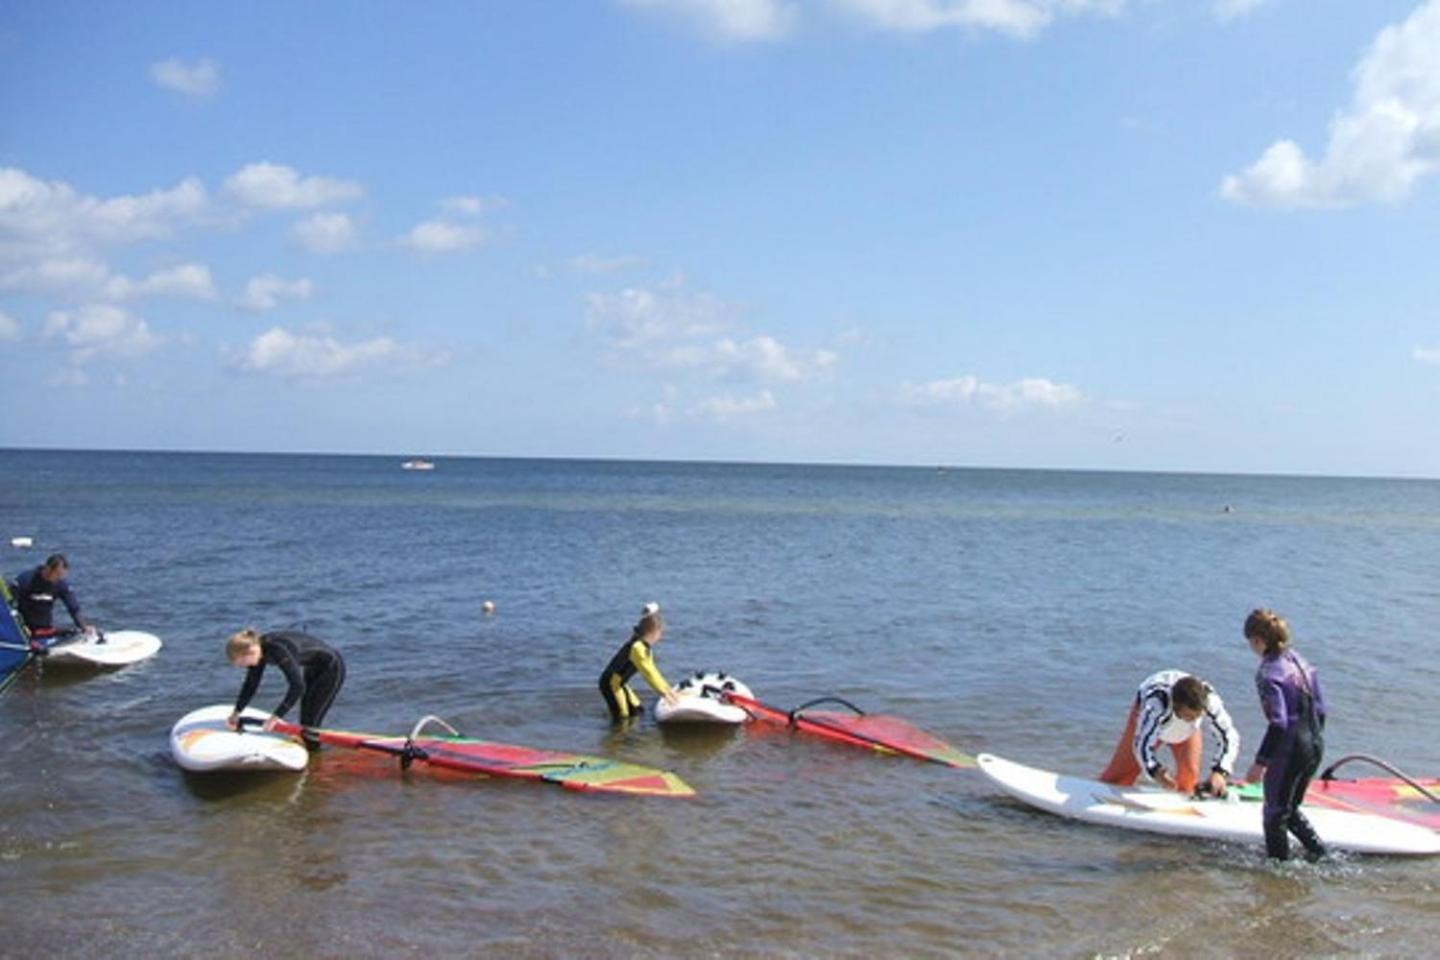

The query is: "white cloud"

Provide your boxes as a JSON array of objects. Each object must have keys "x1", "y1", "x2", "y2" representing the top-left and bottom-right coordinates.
[
  {"x1": 1221, "y1": 0, "x2": 1440, "y2": 208},
  {"x1": 102, "y1": 263, "x2": 217, "y2": 301},
  {"x1": 899, "y1": 375, "x2": 1084, "y2": 411},
  {"x1": 692, "y1": 389, "x2": 778, "y2": 420},
  {"x1": 570, "y1": 253, "x2": 649, "y2": 274},
  {"x1": 399, "y1": 219, "x2": 487, "y2": 254},
  {"x1": 292, "y1": 212, "x2": 359, "y2": 254},
  {"x1": 0, "y1": 257, "x2": 215, "y2": 302},
  {"x1": 1213, "y1": 0, "x2": 1271, "y2": 21},
  {"x1": 585, "y1": 284, "x2": 735, "y2": 349},
  {"x1": 239, "y1": 326, "x2": 443, "y2": 380},
  {"x1": 660, "y1": 334, "x2": 838, "y2": 382},
  {"x1": 224, "y1": 162, "x2": 363, "y2": 210},
  {"x1": 441, "y1": 195, "x2": 505, "y2": 216},
  {"x1": 0, "y1": 310, "x2": 20, "y2": 341},
  {"x1": 0, "y1": 257, "x2": 111, "y2": 296},
  {"x1": 1414, "y1": 346, "x2": 1440, "y2": 364},
  {"x1": 621, "y1": 0, "x2": 798, "y2": 42},
  {"x1": 0, "y1": 167, "x2": 208, "y2": 259},
  {"x1": 830, "y1": 0, "x2": 1122, "y2": 40},
  {"x1": 149, "y1": 57, "x2": 220, "y2": 98},
  {"x1": 240, "y1": 273, "x2": 314, "y2": 312},
  {"x1": 42, "y1": 304, "x2": 163, "y2": 364}
]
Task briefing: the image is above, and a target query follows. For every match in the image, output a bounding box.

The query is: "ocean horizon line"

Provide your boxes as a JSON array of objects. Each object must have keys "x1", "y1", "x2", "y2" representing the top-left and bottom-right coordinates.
[{"x1": 3, "y1": 444, "x2": 1436, "y2": 485}]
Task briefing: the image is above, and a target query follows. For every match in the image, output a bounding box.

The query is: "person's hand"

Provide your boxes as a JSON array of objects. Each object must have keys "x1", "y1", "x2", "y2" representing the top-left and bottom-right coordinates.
[
  {"x1": 663, "y1": 689, "x2": 681, "y2": 706},
  {"x1": 1244, "y1": 763, "x2": 1265, "y2": 784},
  {"x1": 1154, "y1": 769, "x2": 1179, "y2": 792},
  {"x1": 262, "y1": 715, "x2": 279, "y2": 732},
  {"x1": 226, "y1": 713, "x2": 240, "y2": 731},
  {"x1": 1206, "y1": 771, "x2": 1228, "y2": 798}
]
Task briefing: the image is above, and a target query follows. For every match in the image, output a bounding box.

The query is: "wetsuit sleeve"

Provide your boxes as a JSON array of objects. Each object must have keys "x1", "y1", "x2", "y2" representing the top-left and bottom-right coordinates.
[
  {"x1": 1253, "y1": 675, "x2": 1288, "y2": 767},
  {"x1": 55, "y1": 580, "x2": 85, "y2": 628},
  {"x1": 268, "y1": 643, "x2": 307, "y2": 718},
  {"x1": 234, "y1": 663, "x2": 265, "y2": 714},
  {"x1": 628, "y1": 641, "x2": 672, "y2": 697},
  {"x1": 1132, "y1": 694, "x2": 1165, "y2": 777},
  {"x1": 1203, "y1": 691, "x2": 1240, "y2": 776}
]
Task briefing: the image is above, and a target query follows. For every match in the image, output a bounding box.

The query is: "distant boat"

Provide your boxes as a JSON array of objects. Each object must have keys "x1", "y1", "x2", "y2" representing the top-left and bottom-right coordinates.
[{"x1": 401, "y1": 458, "x2": 436, "y2": 471}]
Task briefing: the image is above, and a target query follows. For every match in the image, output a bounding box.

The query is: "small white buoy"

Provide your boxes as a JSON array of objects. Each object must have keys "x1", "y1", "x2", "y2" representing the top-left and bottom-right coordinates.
[
  {"x1": 482, "y1": 600, "x2": 496, "y2": 615},
  {"x1": 642, "y1": 601, "x2": 660, "y2": 616},
  {"x1": 10, "y1": 536, "x2": 33, "y2": 548}
]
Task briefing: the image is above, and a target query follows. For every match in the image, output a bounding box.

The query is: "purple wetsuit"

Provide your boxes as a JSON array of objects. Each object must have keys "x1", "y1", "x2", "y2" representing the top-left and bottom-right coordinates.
[{"x1": 1254, "y1": 649, "x2": 1327, "y2": 860}]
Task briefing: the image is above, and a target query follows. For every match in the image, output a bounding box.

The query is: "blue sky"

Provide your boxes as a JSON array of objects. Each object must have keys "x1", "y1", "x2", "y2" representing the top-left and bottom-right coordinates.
[{"x1": 2, "y1": 0, "x2": 1439, "y2": 476}]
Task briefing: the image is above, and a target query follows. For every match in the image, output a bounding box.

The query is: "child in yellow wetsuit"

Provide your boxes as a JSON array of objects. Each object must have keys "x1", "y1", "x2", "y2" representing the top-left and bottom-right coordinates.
[{"x1": 598, "y1": 603, "x2": 679, "y2": 721}]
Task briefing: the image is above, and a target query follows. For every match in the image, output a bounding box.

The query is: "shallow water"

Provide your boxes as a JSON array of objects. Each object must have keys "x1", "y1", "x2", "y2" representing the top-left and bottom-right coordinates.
[{"x1": 2, "y1": 450, "x2": 1437, "y2": 958}]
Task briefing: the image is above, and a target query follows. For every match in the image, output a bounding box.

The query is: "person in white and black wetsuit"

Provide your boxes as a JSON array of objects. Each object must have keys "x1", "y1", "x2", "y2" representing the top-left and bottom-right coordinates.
[
  {"x1": 225, "y1": 629, "x2": 346, "y2": 741},
  {"x1": 1098, "y1": 669, "x2": 1240, "y2": 796},
  {"x1": 9, "y1": 554, "x2": 95, "y2": 643}
]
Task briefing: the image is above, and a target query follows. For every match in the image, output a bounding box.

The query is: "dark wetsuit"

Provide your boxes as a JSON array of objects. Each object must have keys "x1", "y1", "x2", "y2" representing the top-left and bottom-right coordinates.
[
  {"x1": 234, "y1": 631, "x2": 346, "y2": 728},
  {"x1": 598, "y1": 637, "x2": 671, "y2": 721},
  {"x1": 10, "y1": 566, "x2": 85, "y2": 636},
  {"x1": 1254, "y1": 649, "x2": 1327, "y2": 860}
]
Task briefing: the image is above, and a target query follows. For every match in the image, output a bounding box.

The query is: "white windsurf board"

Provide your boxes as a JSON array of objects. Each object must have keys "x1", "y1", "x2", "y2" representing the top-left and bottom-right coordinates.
[
  {"x1": 44, "y1": 629, "x2": 162, "y2": 668},
  {"x1": 171, "y1": 704, "x2": 309, "y2": 773},
  {"x1": 977, "y1": 752, "x2": 1440, "y2": 856}
]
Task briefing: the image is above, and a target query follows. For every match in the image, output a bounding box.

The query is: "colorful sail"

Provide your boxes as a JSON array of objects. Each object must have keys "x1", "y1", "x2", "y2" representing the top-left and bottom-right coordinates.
[
  {"x1": 1235, "y1": 755, "x2": 1440, "y2": 831},
  {"x1": 0, "y1": 579, "x2": 33, "y2": 694},
  {"x1": 272, "y1": 716, "x2": 695, "y2": 798},
  {"x1": 724, "y1": 693, "x2": 973, "y2": 768}
]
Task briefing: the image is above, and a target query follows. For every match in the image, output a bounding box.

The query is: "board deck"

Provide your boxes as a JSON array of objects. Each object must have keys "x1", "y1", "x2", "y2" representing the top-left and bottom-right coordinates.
[
  {"x1": 43, "y1": 629, "x2": 162, "y2": 668},
  {"x1": 977, "y1": 753, "x2": 1440, "y2": 856},
  {"x1": 656, "y1": 671, "x2": 753, "y2": 724},
  {"x1": 171, "y1": 704, "x2": 310, "y2": 773}
]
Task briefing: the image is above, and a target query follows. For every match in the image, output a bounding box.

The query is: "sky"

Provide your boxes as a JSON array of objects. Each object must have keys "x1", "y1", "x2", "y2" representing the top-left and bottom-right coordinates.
[{"x1": 2, "y1": 0, "x2": 1439, "y2": 477}]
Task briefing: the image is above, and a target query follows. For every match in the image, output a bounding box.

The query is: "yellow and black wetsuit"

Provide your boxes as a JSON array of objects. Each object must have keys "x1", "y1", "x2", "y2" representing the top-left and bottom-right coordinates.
[{"x1": 598, "y1": 637, "x2": 672, "y2": 720}]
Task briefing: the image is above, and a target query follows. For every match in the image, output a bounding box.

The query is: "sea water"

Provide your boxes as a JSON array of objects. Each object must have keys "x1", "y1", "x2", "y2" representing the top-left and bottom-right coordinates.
[{"x1": 1, "y1": 450, "x2": 1437, "y2": 958}]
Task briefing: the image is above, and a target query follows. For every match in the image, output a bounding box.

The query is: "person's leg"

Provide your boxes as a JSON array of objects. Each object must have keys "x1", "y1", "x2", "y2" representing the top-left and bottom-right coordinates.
[
  {"x1": 1097, "y1": 702, "x2": 1142, "y2": 785},
  {"x1": 599, "y1": 673, "x2": 624, "y2": 719},
  {"x1": 1169, "y1": 729, "x2": 1203, "y2": 794},
  {"x1": 1262, "y1": 759, "x2": 1297, "y2": 860},
  {"x1": 1286, "y1": 748, "x2": 1327, "y2": 861},
  {"x1": 299, "y1": 655, "x2": 346, "y2": 728}
]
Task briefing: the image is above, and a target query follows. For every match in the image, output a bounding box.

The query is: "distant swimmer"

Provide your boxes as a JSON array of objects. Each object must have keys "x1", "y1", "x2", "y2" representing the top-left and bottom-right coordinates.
[
  {"x1": 598, "y1": 603, "x2": 680, "y2": 721},
  {"x1": 1222, "y1": 504, "x2": 1234, "y2": 514},
  {"x1": 1097, "y1": 670, "x2": 1240, "y2": 797},
  {"x1": 225, "y1": 629, "x2": 346, "y2": 744},
  {"x1": 482, "y1": 600, "x2": 496, "y2": 615},
  {"x1": 1243, "y1": 608, "x2": 1328, "y2": 862},
  {"x1": 9, "y1": 553, "x2": 96, "y2": 641}
]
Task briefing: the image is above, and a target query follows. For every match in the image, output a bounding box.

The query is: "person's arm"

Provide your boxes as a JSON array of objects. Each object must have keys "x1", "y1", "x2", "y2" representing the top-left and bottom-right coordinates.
[
  {"x1": 1205, "y1": 690, "x2": 1240, "y2": 778},
  {"x1": 268, "y1": 644, "x2": 307, "y2": 719},
  {"x1": 1132, "y1": 694, "x2": 1166, "y2": 782},
  {"x1": 628, "y1": 642, "x2": 673, "y2": 698},
  {"x1": 55, "y1": 579, "x2": 87, "y2": 631},
  {"x1": 1252, "y1": 675, "x2": 1289, "y2": 769},
  {"x1": 234, "y1": 662, "x2": 265, "y2": 714}
]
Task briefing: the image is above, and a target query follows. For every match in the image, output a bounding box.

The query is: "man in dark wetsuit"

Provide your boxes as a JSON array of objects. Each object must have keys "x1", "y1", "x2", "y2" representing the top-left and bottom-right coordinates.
[
  {"x1": 225, "y1": 629, "x2": 346, "y2": 742},
  {"x1": 9, "y1": 554, "x2": 94, "y2": 643}
]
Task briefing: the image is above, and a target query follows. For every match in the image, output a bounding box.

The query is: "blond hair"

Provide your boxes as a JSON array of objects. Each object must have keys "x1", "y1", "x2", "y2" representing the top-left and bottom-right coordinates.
[{"x1": 226, "y1": 628, "x2": 263, "y2": 662}]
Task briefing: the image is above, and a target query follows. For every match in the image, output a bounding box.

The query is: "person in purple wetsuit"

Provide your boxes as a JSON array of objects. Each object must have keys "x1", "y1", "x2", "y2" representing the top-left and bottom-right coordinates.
[{"x1": 1242, "y1": 608, "x2": 1328, "y2": 861}]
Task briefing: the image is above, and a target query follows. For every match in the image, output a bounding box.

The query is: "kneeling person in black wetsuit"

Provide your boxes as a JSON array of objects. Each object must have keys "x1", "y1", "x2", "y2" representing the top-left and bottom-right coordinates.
[{"x1": 225, "y1": 628, "x2": 346, "y2": 744}]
